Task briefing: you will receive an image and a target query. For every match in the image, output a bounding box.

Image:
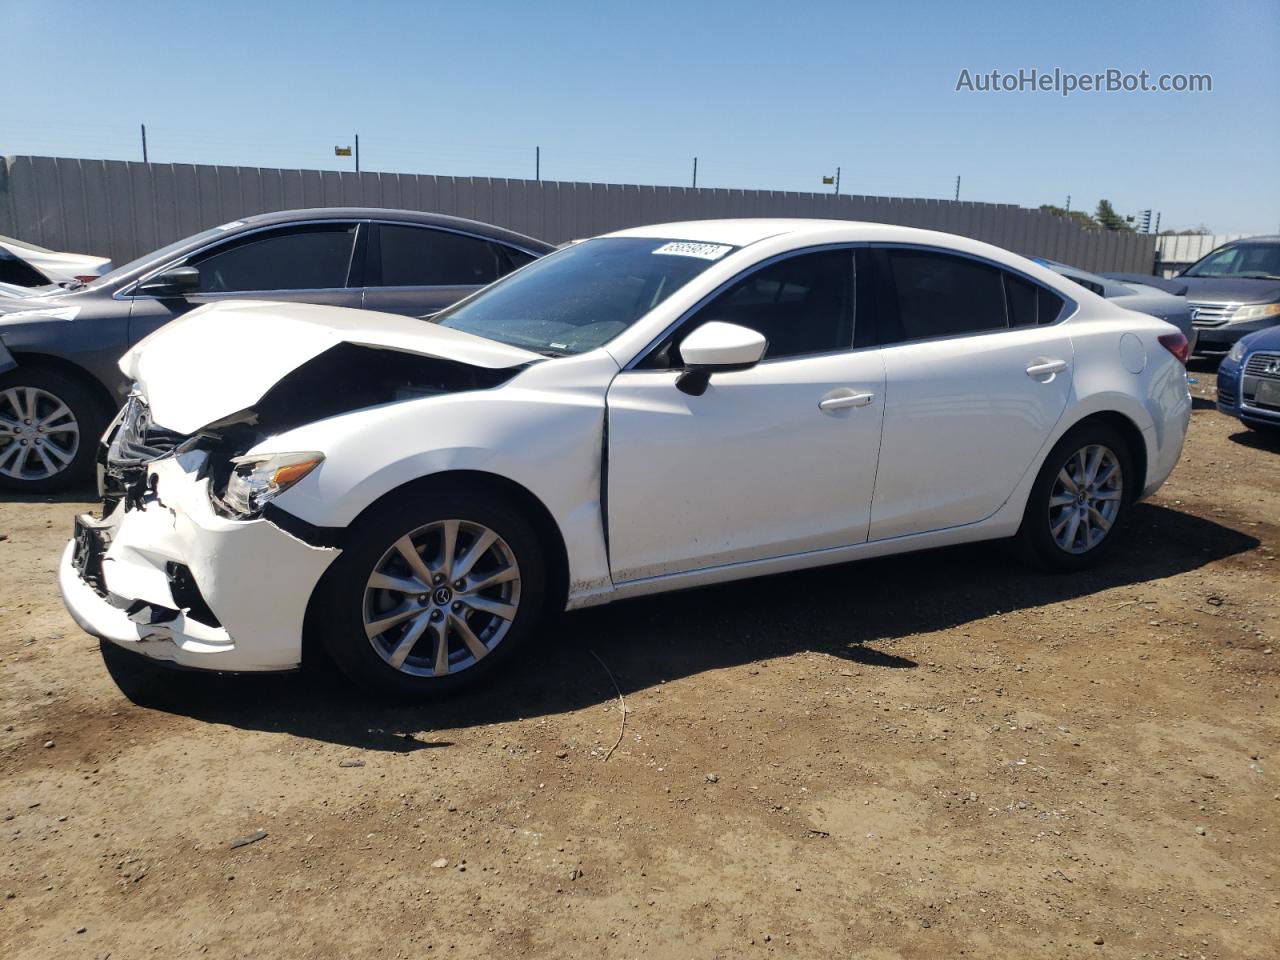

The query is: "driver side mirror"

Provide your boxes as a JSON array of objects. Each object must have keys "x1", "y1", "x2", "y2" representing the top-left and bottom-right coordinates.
[
  {"x1": 138, "y1": 265, "x2": 200, "y2": 297},
  {"x1": 675, "y1": 321, "x2": 768, "y2": 396}
]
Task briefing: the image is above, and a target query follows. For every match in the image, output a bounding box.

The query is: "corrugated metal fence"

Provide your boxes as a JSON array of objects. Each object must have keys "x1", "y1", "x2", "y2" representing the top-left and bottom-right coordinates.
[{"x1": 1, "y1": 155, "x2": 1157, "y2": 273}]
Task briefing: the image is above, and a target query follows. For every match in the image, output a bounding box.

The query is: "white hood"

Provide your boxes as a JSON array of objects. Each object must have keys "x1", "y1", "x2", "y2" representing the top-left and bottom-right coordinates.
[{"x1": 120, "y1": 300, "x2": 541, "y2": 434}]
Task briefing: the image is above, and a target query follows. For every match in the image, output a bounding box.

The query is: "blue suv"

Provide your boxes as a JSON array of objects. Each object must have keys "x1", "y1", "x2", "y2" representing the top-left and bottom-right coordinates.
[{"x1": 1217, "y1": 326, "x2": 1280, "y2": 433}]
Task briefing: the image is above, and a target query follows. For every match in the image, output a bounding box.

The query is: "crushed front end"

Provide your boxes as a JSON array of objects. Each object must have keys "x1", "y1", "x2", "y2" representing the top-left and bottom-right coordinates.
[{"x1": 59, "y1": 396, "x2": 340, "y2": 672}]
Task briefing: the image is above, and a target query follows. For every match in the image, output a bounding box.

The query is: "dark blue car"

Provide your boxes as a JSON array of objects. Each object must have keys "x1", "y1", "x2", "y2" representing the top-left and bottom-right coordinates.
[{"x1": 1217, "y1": 326, "x2": 1280, "y2": 433}]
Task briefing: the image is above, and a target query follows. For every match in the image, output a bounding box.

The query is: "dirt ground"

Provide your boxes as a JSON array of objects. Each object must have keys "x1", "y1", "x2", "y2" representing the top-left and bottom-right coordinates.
[{"x1": 1, "y1": 364, "x2": 1276, "y2": 960}]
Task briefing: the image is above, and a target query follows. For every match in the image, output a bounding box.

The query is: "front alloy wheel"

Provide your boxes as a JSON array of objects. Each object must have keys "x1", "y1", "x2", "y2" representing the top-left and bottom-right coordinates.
[
  {"x1": 363, "y1": 520, "x2": 522, "y2": 677},
  {"x1": 317, "y1": 483, "x2": 547, "y2": 696}
]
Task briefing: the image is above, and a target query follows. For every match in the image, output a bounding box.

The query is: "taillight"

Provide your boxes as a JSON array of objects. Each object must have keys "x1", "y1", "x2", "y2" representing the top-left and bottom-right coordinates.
[
  {"x1": 74, "y1": 275, "x2": 97, "y2": 284},
  {"x1": 1158, "y1": 332, "x2": 1189, "y2": 366}
]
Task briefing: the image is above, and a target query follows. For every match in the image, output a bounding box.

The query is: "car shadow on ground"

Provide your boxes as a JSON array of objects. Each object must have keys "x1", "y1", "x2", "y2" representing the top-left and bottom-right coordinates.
[
  {"x1": 0, "y1": 485, "x2": 97, "y2": 505},
  {"x1": 1186, "y1": 358, "x2": 1221, "y2": 375},
  {"x1": 1228, "y1": 428, "x2": 1280, "y2": 453},
  {"x1": 101, "y1": 503, "x2": 1260, "y2": 752}
]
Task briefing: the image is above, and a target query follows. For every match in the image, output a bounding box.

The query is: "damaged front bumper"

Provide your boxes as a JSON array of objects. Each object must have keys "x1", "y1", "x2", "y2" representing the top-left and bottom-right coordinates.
[{"x1": 58, "y1": 449, "x2": 340, "y2": 672}]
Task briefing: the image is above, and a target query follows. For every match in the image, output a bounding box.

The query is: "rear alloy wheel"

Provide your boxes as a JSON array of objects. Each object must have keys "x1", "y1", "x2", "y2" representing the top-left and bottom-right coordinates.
[
  {"x1": 1018, "y1": 423, "x2": 1134, "y2": 571},
  {"x1": 0, "y1": 368, "x2": 108, "y2": 493},
  {"x1": 318, "y1": 485, "x2": 546, "y2": 696},
  {"x1": 1047, "y1": 444, "x2": 1124, "y2": 555}
]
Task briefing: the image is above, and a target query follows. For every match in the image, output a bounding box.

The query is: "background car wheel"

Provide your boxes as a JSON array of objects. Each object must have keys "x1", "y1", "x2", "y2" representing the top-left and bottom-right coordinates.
[
  {"x1": 0, "y1": 366, "x2": 110, "y2": 494},
  {"x1": 1016, "y1": 421, "x2": 1136, "y2": 572},
  {"x1": 315, "y1": 482, "x2": 547, "y2": 697}
]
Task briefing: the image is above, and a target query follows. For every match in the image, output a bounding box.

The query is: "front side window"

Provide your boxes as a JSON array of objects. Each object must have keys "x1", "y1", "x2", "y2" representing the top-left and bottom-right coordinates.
[
  {"x1": 676, "y1": 249, "x2": 855, "y2": 361},
  {"x1": 376, "y1": 225, "x2": 505, "y2": 287},
  {"x1": 188, "y1": 224, "x2": 357, "y2": 293},
  {"x1": 433, "y1": 237, "x2": 734, "y2": 356}
]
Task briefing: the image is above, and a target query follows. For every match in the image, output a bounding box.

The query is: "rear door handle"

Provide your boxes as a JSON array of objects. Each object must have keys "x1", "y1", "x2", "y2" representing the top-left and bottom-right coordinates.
[
  {"x1": 1026, "y1": 359, "x2": 1068, "y2": 378},
  {"x1": 819, "y1": 391, "x2": 875, "y2": 412}
]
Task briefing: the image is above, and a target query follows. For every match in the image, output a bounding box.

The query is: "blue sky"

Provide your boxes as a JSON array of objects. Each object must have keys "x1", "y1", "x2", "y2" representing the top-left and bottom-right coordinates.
[{"x1": 4, "y1": 0, "x2": 1277, "y2": 233}]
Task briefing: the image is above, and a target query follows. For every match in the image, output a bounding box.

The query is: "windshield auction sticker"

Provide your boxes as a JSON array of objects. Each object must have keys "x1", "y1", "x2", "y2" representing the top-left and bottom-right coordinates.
[{"x1": 652, "y1": 241, "x2": 733, "y2": 260}]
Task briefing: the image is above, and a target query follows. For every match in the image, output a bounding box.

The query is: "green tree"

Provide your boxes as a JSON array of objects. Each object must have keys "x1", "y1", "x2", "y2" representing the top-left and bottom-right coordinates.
[
  {"x1": 1039, "y1": 204, "x2": 1099, "y2": 229},
  {"x1": 1093, "y1": 199, "x2": 1133, "y2": 232}
]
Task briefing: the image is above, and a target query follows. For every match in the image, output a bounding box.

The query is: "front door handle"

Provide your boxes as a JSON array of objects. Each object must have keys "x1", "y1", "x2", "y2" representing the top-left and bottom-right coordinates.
[
  {"x1": 1026, "y1": 358, "x2": 1068, "y2": 379},
  {"x1": 819, "y1": 391, "x2": 875, "y2": 412}
]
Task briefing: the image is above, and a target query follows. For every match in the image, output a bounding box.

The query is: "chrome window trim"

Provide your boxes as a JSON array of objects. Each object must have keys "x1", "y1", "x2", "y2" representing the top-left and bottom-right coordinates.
[
  {"x1": 621, "y1": 241, "x2": 1078, "y2": 371},
  {"x1": 117, "y1": 218, "x2": 364, "y2": 301}
]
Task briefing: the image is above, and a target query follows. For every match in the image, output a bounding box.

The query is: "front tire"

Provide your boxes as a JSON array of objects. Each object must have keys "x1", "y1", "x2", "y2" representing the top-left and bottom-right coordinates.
[
  {"x1": 0, "y1": 366, "x2": 110, "y2": 494},
  {"x1": 315, "y1": 483, "x2": 547, "y2": 697},
  {"x1": 1016, "y1": 422, "x2": 1136, "y2": 572}
]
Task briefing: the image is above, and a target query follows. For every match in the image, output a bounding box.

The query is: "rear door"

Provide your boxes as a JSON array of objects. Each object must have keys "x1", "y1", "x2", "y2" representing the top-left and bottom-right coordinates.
[
  {"x1": 361, "y1": 223, "x2": 533, "y2": 318},
  {"x1": 126, "y1": 221, "x2": 363, "y2": 344},
  {"x1": 864, "y1": 246, "x2": 1074, "y2": 541}
]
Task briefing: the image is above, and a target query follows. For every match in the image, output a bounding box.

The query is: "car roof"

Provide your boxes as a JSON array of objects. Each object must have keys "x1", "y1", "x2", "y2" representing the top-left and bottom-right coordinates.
[
  {"x1": 606, "y1": 218, "x2": 921, "y2": 247},
  {"x1": 603, "y1": 218, "x2": 1025, "y2": 252},
  {"x1": 601, "y1": 219, "x2": 1085, "y2": 291}
]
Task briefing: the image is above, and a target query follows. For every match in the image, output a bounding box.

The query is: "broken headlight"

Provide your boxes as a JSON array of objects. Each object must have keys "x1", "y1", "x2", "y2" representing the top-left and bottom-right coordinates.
[{"x1": 221, "y1": 451, "x2": 324, "y2": 518}]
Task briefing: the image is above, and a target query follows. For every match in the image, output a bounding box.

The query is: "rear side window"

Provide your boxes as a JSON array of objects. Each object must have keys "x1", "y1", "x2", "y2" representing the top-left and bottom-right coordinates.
[
  {"x1": 686, "y1": 249, "x2": 855, "y2": 360},
  {"x1": 500, "y1": 247, "x2": 537, "y2": 273},
  {"x1": 1006, "y1": 274, "x2": 1066, "y2": 326},
  {"x1": 867, "y1": 247, "x2": 1067, "y2": 343},
  {"x1": 376, "y1": 225, "x2": 502, "y2": 287},
  {"x1": 188, "y1": 224, "x2": 356, "y2": 293},
  {"x1": 880, "y1": 249, "x2": 1007, "y2": 341}
]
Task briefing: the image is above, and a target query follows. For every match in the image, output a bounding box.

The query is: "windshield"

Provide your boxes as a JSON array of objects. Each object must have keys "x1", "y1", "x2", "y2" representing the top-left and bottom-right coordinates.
[
  {"x1": 1183, "y1": 243, "x2": 1280, "y2": 280},
  {"x1": 433, "y1": 237, "x2": 736, "y2": 355},
  {"x1": 92, "y1": 221, "x2": 248, "y2": 285}
]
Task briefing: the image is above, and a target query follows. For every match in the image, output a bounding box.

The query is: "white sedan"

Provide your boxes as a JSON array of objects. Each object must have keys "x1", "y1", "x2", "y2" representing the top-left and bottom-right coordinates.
[
  {"x1": 59, "y1": 220, "x2": 1192, "y2": 695},
  {"x1": 0, "y1": 234, "x2": 111, "y2": 288}
]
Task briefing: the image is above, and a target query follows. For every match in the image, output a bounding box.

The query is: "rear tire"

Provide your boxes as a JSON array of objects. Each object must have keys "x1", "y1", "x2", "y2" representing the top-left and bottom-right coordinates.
[
  {"x1": 1016, "y1": 421, "x2": 1136, "y2": 572},
  {"x1": 0, "y1": 366, "x2": 111, "y2": 494},
  {"x1": 315, "y1": 483, "x2": 547, "y2": 697}
]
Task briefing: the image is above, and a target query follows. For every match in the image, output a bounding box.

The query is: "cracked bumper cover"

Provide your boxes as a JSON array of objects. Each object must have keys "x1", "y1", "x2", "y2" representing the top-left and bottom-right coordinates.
[{"x1": 58, "y1": 451, "x2": 340, "y2": 672}]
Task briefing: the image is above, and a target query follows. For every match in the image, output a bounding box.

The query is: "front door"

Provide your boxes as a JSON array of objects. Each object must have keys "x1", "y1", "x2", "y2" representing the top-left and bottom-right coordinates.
[
  {"x1": 605, "y1": 247, "x2": 886, "y2": 583},
  {"x1": 126, "y1": 221, "x2": 363, "y2": 344}
]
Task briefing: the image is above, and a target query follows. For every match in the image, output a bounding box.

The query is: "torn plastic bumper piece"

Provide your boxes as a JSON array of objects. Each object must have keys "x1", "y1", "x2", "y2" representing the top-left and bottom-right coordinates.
[{"x1": 58, "y1": 451, "x2": 341, "y2": 672}]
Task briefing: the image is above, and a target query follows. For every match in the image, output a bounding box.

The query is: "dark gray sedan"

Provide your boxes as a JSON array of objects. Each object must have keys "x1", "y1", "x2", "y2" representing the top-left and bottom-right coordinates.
[{"x1": 0, "y1": 208, "x2": 553, "y2": 491}]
